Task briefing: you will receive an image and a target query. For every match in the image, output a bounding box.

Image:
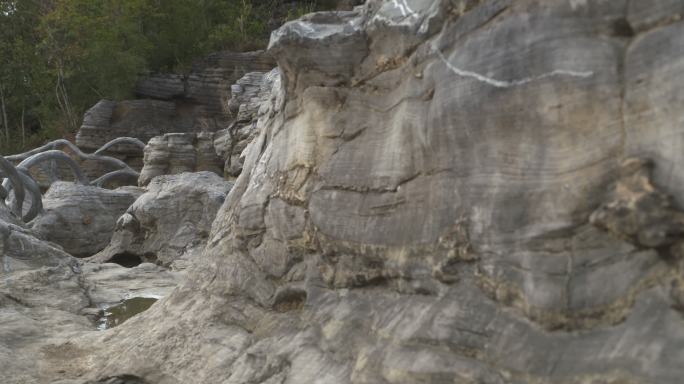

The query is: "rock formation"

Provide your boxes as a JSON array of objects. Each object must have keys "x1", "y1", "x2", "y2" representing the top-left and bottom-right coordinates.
[
  {"x1": 93, "y1": 172, "x2": 233, "y2": 268},
  {"x1": 4, "y1": 1, "x2": 684, "y2": 383},
  {"x1": 0, "y1": 196, "x2": 183, "y2": 384},
  {"x1": 75, "y1": 51, "x2": 277, "y2": 169},
  {"x1": 75, "y1": 100, "x2": 180, "y2": 170},
  {"x1": 215, "y1": 68, "x2": 281, "y2": 177},
  {"x1": 29, "y1": 182, "x2": 142, "y2": 257},
  {"x1": 137, "y1": 69, "x2": 280, "y2": 184},
  {"x1": 138, "y1": 133, "x2": 223, "y2": 186}
]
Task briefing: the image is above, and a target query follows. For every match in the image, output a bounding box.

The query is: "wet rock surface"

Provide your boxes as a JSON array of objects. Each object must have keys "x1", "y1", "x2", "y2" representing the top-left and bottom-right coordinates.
[
  {"x1": 4, "y1": 1, "x2": 684, "y2": 383},
  {"x1": 96, "y1": 297, "x2": 158, "y2": 330},
  {"x1": 0, "y1": 197, "x2": 183, "y2": 383}
]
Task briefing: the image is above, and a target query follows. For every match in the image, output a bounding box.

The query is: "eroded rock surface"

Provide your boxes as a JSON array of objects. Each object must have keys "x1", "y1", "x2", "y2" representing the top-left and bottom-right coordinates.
[
  {"x1": 138, "y1": 133, "x2": 223, "y2": 186},
  {"x1": 7, "y1": 1, "x2": 684, "y2": 383},
  {"x1": 0, "y1": 201, "x2": 182, "y2": 384},
  {"x1": 30, "y1": 182, "x2": 142, "y2": 257},
  {"x1": 75, "y1": 99, "x2": 182, "y2": 170},
  {"x1": 75, "y1": 51, "x2": 276, "y2": 169},
  {"x1": 215, "y1": 68, "x2": 280, "y2": 177},
  {"x1": 93, "y1": 172, "x2": 233, "y2": 268}
]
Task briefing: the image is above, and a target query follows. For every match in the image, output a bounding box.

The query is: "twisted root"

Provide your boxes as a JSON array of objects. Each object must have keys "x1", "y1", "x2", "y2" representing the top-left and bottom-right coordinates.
[
  {"x1": 2, "y1": 137, "x2": 144, "y2": 222},
  {"x1": 0, "y1": 157, "x2": 26, "y2": 217}
]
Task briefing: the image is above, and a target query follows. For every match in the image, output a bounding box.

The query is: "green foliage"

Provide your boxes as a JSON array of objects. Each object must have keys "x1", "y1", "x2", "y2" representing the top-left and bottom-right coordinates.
[
  {"x1": 0, "y1": 0, "x2": 55, "y2": 153},
  {"x1": 0, "y1": 0, "x2": 337, "y2": 155}
]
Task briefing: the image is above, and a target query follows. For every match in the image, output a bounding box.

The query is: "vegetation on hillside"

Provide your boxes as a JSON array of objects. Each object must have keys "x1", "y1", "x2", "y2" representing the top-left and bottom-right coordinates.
[{"x1": 0, "y1": 0, "x2": 336, "y2": 154}]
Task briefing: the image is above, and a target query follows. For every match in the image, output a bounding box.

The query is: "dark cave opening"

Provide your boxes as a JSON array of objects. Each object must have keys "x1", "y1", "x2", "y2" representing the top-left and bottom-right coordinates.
[{"x1": 107, "y1": 252, "x2": 143, "y2": 268}]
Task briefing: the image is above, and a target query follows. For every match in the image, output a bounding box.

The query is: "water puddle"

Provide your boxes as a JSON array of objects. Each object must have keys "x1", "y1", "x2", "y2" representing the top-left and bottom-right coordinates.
[{"x1": 97, "y1": 297, "x2": 158, "y2": 330}]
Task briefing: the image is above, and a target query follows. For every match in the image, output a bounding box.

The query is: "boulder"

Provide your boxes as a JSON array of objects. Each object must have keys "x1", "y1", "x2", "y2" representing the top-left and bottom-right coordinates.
[
  {"x1": 0, "y1": 201, "x2": 91, "y2": 384},
  {"x1": 93, "y1": 172, "x2": 233, "y2": 268},
  {"x1": 29, "y1": 182, "x2": 142, "y2": 257},
  {"x1": 0, "y1": 200, "x2": 184, "y2": 384},
  {"x1": 138, "y1": 133, "x2": 223, "y2": 186}
]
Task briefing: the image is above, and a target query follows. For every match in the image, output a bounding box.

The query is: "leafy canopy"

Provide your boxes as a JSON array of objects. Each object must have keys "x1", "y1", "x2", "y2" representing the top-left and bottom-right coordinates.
[{"x1": 0, "y1": 0, "x2": 333, "y2": 154}]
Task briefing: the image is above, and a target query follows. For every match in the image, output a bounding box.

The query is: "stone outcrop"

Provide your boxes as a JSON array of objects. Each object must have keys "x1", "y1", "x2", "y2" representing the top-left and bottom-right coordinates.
[
  {"x1": 75, "y1": 100, "x2": 181, "y2": 170},
  {"x1": 137, "y1": 69, "x2": 281, "y2": 184},
  {"x1": 75, "y1": 51, "x2": 276, "y2": 170},
  {"x1": 93, "y1": 172, "x2": 233, "y2": 268},
  {"x1": 5, "y1": 1, "x2": 684, "y2": 383},
  {"x1": 181, "y1": 50, "x2": 277, "y2": 117},
  {"x1": 0, "y1": 204, "x2": 76, "y2": 273},
  {"x1": 0, "y1": 198, "x2": 183, "y2": 384},
  {"x1": 29, "y1": 182, "x2": 142, "y2": 257},
  {"x1": 215, "y1": 68, "x2": 281, "y2": 177},
  {"x1": 58, "y1": 1, "x2": 684, "y2": 383},
  {"x1": 138, "y1": 132, "x2": 223, "y2": 186}
]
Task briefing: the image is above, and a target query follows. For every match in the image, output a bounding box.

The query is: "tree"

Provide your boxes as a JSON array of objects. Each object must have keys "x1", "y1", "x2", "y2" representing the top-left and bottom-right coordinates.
[
  {"x1": 0, "y1": 0, "x2": 338, "y2": 155},
  {"x1": 0, "y1": 0, "x2": 54, "y2": 153}
]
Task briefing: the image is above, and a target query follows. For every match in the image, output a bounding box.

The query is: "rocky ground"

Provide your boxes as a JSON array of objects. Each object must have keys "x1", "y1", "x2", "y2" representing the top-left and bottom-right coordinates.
[{"x1": 3, "y1": 0, "x2": 684, "y2": 383}]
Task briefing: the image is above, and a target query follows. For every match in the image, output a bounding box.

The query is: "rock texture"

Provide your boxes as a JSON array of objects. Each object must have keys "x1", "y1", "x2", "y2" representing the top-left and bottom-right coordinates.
[
  {"x1": 6, "y1": 1, "x2": 684, "y2": 383},
  {"x1": 0, "y1": 200, "x2": 183, "y2": 384},
  {"x1": 75, "y1": 100, "x2": 181, "y2": 170},
  {"x1": 0, "y1": 204, "x2": 76, "y2": 273},
  {"x1": 93, "y1": 172, "x2": 233, "y2": 268},
  {"x1": 138, "y1": 132, "x2": 223, "y2": 186},
  {"x1": 75, "y1": 51, "x2": 276, "y2": 169},
  {"x1": 29, "y1": 182, "x2": 142, "y2": 257},
  {"x1": 215, "y1": 68, "x2": 281, "y2": 177}
]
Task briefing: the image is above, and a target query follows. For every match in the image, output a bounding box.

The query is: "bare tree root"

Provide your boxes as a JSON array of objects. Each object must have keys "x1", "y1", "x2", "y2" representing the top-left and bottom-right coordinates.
[{"x1": 1, "y1": 137, "x2": 145, "y2": 222}]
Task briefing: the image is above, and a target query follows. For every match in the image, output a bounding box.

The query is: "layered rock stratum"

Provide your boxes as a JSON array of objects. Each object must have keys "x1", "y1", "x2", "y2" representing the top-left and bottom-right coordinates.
[
  {"x1": 74, "y1": 51, "x2": 277, "y2": 170},
  {"x1": 3, "y1": 0, "x2": 684, "y2": 383}
]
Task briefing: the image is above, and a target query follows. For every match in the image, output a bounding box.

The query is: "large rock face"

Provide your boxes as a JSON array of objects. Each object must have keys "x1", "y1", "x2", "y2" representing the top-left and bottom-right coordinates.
[
  {"x1": 9, "y1": 1, "x2": 684, "y2": 383},
  {"x1": 29, "y1": 182, "x2": 142, "y2": 257},
  {"x1": 93, "y1": 172, "x2": 233, "y2": 268}
]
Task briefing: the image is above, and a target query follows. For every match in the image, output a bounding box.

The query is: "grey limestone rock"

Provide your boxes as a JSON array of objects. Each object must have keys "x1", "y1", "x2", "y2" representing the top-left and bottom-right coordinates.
[
  {"x1": 138, "y1": 132, "x2": 223, "y2": 186},
  {"x1": 68, "y1": 1, "x2": 684, "y2": 383},
  {"x1": 215, "y1": 68, "x2": 281, "y2": 178},
  {"x1": 75, "y1": 99, "x2": 184, "y2": 170},
  {"x1": 76, "y1": 51, "x2": 277, "y2": 172},
  {"x1": 29, "y1": 182, "x2": 142, "y2": 257},
  {"x1": 0, "y1": 200, "x2": 185, "y2": 384},
  {"x1": 8, "y1": 1, "x2": 684, "y2": 383},
  {"x1": 93, "y1": 172, "x2": 233, "y2": 268}
]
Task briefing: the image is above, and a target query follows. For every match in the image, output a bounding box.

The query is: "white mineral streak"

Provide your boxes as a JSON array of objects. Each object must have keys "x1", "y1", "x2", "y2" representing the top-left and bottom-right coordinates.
[
  {"x1": 433, "y1": 43, "x2": 594, "y2": 88},
  {"x1": 393, "y1": 0, "x2": 420, "y2": 19}
]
